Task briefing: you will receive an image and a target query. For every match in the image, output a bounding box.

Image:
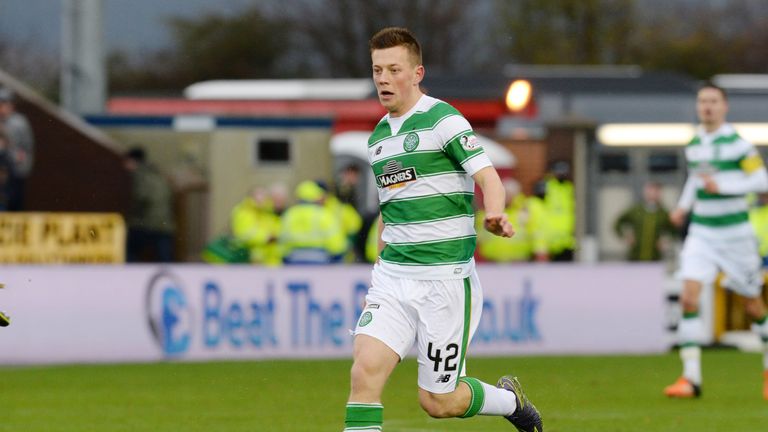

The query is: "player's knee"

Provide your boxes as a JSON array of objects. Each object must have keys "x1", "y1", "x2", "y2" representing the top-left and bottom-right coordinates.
[
  {"x1": 418, "y1": 391, "x2": 457, "y2": 418},
  {"x1": 744, "y1": 298, "x2": 765, "y2": 320},
  {"x1": 680, "y1": 280, "x2": 702, "y2": 312},
  {"x1": 349, "y1": 356, "x2": 388, "y2": 393},
  {"x1": 349, "y1": 359, "x2": 375, "y2": 387},
  {"x1": 680, "y1": 295, "x2": 699, "y2": 313},
  {"x1": 418, "y1": 397, "x2": 451, "y2": 418}
]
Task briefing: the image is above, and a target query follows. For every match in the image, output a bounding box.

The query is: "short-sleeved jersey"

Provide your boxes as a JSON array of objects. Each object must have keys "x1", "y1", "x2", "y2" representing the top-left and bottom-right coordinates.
[
  {"x1": 684, "y1": 123, "x2": 765, "y2": 240},
  {"x1": 367, "y1": 95, "x2": 493, "y2": 279}
]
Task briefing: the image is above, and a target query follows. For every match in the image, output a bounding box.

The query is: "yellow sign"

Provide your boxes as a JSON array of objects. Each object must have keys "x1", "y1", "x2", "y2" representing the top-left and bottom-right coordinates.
[{"x1": 0, "y1": 213, "x2": 125, "y2": 263}]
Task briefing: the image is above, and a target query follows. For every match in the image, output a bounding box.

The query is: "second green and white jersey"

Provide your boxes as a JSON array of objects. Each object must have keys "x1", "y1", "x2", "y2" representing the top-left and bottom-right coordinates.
[
  {"x1": 367, "y1": 95, "x2": 493, "y2": 280},
  {"x1": 678, "y1": 123, "x2": 768, "y2": 240}
]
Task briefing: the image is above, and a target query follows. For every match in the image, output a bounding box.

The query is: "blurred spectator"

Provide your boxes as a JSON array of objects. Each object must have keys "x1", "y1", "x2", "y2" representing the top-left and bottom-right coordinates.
[
  {"x1": 613, "y1": 181, "x2": 676, "y2": 261},
  {"x1": 230, "y1": 185, "x2": 282, "y2": 266},
  {"x1": 318, "y1": 179, "x2": 363, "y2": 262},
  {"x1": 0, "y1": 128, "x2": 15, "y2": 210},
  {"x1": 280, "y1": 180, "x2": 347, "y2": 264},
  {"x1": 365, "y1": 219, "x2": 379, "y2": 263},
  {"x1": 336, "y1": 164, "x2": 361, "y2": 209},
  {"x1": 750, "y1": 192, "x2": 768, "y2": 267},
  {"x1": 124, "y1": 147, "x2": 176, "y2": 262},
  {"x1": 527, "y1": 180, "x2": 550, "y2": 262},
  {"x1": 0, "y1": 87, "x2": 34, "y2": 210},
  {"x1": 539, "y1": 161, "x2": 576, "y2": 261},
  {"x1": 269, "y1": 182, "x2": 289, "y2": 216},
  {"x1": 337, "y1": 163, "x2": 377, "y2": 263},
  {"x1": 476, "y1": 178, "x2": 533, "y2": 262}
]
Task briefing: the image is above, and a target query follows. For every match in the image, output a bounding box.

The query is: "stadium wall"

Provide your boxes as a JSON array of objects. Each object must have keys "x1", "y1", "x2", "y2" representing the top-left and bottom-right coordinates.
[{"x1": 0, "y1": 263, "x2": 668, "y2": 365}]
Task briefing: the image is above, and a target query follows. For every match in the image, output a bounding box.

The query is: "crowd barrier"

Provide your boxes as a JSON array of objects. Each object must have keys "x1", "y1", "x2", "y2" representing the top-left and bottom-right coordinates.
[{"x1": 0, "y1": 263, "x2": 668, "y2": 365}]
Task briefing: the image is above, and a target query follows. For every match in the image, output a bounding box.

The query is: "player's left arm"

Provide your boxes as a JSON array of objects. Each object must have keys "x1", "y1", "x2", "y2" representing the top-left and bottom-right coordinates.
[
  {"x1": 434, "y1": 107, "x2": 514, "y2": 237},
  {"x1": 706, "y1": 148, "x2": 768, "y2": 194},
  {"x1": 473, "y1": 166, "x2": 514, "y2": 238},
  {"x1": 376, "y1": 212, "x2": 385, "y2": 256}
]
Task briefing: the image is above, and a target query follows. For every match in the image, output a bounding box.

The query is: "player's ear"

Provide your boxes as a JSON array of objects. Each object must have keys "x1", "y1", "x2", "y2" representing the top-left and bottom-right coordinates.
[{"x1": 414, "y1": 65, "x2": 424, "y2": 86}]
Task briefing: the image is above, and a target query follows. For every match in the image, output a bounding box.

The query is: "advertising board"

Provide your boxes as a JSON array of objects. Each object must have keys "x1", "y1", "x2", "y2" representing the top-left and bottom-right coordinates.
[{"x1": 0, "y1": 264, "x2": 667, "y2": 364}]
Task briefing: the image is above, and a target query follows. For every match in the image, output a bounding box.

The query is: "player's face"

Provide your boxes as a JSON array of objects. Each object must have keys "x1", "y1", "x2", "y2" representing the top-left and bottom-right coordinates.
[
  {"x1": 371, "y1": 46, "x2": 424, "y2": 117},
  {"x1": 0, "y1": 102, "x2": 11, "y2": 118},
  {"x1": 696, "y1": 87, "x2": 728, "y2": 130}
]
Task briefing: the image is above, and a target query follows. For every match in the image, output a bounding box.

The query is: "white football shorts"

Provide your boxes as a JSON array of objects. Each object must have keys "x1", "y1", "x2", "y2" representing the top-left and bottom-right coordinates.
[
  {"x1": 354, "y1": 265, "x2": 483, "y2": 394},
  {"x1": 679, "y1": 233, "x2": 763, "y2": 298}
]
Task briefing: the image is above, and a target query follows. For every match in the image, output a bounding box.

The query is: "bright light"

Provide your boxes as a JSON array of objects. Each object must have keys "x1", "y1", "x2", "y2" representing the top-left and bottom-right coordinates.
[
  {"x1": 731, "y1": 123, "x2": 768, "y2": 145},
  {"x1": 597, "y1": 124, "x2": 694, "y2": 146},
  {"x1": 184, "y1": 79, "x2": 374, "y2": 100},
  {"x1": 597, "y1": 123, "x2": 768, "y2": 146},
  {"x1": 505, "y1": 80, "x2": 532, "y2": 112}
]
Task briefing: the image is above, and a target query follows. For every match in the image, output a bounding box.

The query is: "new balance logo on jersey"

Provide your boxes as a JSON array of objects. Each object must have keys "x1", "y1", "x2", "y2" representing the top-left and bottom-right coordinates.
[{"x1": 436, "y1": 374, "x2": 452, "y2": 383}]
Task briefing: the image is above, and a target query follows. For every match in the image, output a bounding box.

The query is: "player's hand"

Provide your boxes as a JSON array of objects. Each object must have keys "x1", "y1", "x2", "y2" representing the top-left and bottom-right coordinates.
[
  {"x1": 484, "y1": 213, "x2": 515, "y2": 237},
  {"x1": 670, "y1": 208, "x2": 687, "y2": 227},
  {"x1": 700, "y1": 174, "x2": 719, "y2": 193}
]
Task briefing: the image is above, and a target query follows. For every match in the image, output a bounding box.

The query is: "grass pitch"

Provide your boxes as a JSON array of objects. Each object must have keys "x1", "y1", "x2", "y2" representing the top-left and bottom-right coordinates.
[{"x1": 1, "y1": 350, "x2": 767, "y2": 431}]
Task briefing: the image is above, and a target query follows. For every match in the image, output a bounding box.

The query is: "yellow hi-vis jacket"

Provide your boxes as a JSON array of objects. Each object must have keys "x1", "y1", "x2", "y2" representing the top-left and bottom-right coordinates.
[
  {"x1": 230, "y1": 197, "x2": 282, "y2": 266},
  {"x1": 476, "y1": 194, "x2": 533, "y2": 262},
  {"x1": 544, "y1": 178, "x2": 576, "y2": 254},
  {"x1": 325, "y1": 194, "x2": 363, "y2": 262},
  {"x1": 365, "y1": 220, "x2": 379, "y2": 263},
  {"x1": 750, "y1": 204, "x2": 768, "y2": 258},
  {"x1": 526, "y1": 195, "x2": 549, "y2": 257},
  {"x1": 279, "y1": 202, "x2": 348, "y2": 264}
]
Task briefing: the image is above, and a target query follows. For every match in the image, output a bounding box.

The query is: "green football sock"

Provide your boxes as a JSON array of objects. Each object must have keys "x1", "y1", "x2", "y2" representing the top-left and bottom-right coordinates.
[
  {"x1": 344, "y1": 402, "x2": 383, "y2": 431},
  {"x1": 459, "y1": 377, "x2": 485, "y2": 418},
  {"x1": 755, "y1": 314, "x2": 768, "y2": 343}
]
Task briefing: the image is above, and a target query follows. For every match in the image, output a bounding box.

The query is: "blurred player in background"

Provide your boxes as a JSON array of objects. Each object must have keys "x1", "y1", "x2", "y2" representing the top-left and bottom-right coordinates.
[
  {"x1": 342, "y1": 27, "x2": 542, "y2": 432},
  {"x1": 664, "y1": 82, "x2": 768, "y2": 399}
]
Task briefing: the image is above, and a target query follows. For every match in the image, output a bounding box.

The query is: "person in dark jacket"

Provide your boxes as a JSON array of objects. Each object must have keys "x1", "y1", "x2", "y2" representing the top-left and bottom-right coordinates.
[
  {"x1": 0, "y1": 87, "x2": 34, "y2": 211},
  {"x1": 614, "y1": 181, "x2": 677, "y2": 261},
  {"x1": 124, "y1": 147, "x2": 176, "y2": 262}
]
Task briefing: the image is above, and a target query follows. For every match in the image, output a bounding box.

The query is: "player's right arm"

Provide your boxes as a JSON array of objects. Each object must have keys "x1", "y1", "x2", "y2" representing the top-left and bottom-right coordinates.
[
  {"x1": 671, "y1": 175, "x2": 696, "y2": 227},
  {"x1": 473, "y1": 166, "x2": 514, "y2": 238}
]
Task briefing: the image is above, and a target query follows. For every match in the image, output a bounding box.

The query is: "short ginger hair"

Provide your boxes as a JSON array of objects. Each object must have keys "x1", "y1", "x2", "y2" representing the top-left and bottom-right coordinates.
[{"x1": 369, "y1": 27, "x2": 422, "y2": 66}]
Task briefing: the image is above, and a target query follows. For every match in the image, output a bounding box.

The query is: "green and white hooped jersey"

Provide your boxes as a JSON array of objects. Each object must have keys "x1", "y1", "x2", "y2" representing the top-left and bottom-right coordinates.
[
  {"x1": 368, "y1": 95, "x2": 492, "y2": 280},
  {"x1": 682, "y1": 123, "x2": 767, "y2": 240}
]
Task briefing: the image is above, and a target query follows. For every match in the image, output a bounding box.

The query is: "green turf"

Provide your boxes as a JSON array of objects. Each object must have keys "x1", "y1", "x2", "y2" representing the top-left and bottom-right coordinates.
[{"x1": 0, "y1": 350, "x2": 766, "y2": 431}]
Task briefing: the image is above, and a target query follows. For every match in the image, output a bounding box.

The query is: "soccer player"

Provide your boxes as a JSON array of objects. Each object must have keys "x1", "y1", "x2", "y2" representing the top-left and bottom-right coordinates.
[
  {"x1": 342, "y1": 27, "x2": 543, "y2": 431},
  {"x1": 664, "y1": 82, "x2": 768, "y2": 399}
]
